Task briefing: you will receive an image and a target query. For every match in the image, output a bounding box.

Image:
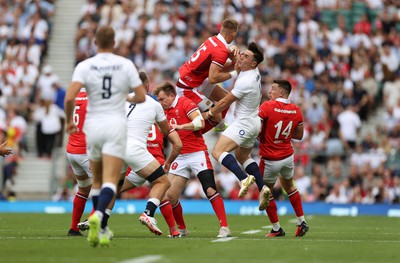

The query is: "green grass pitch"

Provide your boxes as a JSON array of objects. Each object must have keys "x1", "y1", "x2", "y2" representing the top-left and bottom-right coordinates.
[{"x1": 0, "y1": 213, "x2": 399, "y2": 263}]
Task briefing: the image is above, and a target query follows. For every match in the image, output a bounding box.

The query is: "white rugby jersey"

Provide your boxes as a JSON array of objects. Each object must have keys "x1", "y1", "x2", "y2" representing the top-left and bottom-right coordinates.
[
  {"x1": 231, "y1": 68, "x2": 262, "y2": 119},
  {"x1": 72, "y1": 53, "x2": 142, "y2": 121},
  {"x1": 125, "y1": 95, "x2": 166, "y2": 146}
]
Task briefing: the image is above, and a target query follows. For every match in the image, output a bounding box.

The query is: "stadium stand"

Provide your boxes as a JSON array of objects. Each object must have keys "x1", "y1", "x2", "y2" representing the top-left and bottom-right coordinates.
[{"x1": 2, "y1": 0, "x2": 399, "y2": 204}]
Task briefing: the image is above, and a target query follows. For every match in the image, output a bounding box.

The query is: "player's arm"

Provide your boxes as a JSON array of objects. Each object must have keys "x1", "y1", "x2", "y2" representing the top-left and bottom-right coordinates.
[
  {"x1": 127, "y1": 84, "x2": 146, "y2": 103},
  {"x1": 157, "y1": 119, "x2": 182, "y2": 171},
  {"x1": 204, "y1": 92, "x2": 237, "y2": 120},
  {"x1": 173, "y1": 109, "x2": 204, "y2": 131},
  {"x1": 292, "y1": 122, "x2": 304, "y2": 140},
  {"x1": 64, "y1": 81, "x2": 83, "y2": 134},
  {"x1": 208, "y1": 63, "x2": 238, "y2": 84}
]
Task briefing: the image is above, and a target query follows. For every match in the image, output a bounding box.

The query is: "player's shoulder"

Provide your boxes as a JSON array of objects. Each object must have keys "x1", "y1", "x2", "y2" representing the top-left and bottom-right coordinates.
[{"x1": 179, "y1": 96, "x2": 197, "y2": 107}]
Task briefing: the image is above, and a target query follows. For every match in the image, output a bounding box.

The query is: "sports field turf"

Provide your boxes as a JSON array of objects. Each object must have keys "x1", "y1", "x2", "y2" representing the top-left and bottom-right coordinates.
[{"x1": 0, "y1": 213, "x2": 399, "y2": 263}]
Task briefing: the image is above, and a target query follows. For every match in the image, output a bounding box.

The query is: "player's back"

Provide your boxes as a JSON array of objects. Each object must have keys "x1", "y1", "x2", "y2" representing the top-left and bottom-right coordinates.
[
  {"x1": 73, "y1": 53, "x2": 139, "y2": 120},
  {"x1": 126, "y1": 95, "x2": 166, "y2": 145},
  {"x1": 259, "y1": 99, "x2": 303, "y2": 160},
  {"x1": 66, "y1": 89, "x2": 87, "y2": 154},
  {"x1": 179, "y1": 35, "x2": 229, "y2": 88},
  {"x1": 232, "y1": 68, "x2": 262, "y2": 119}
]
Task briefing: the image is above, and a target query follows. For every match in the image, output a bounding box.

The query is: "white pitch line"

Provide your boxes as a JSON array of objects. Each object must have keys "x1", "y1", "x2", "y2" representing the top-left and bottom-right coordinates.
[
  {"x1": 117, "y1": 255, "x2": 163, "y2": 263},
  {"x1": 241, "y1": 230, "x2": 262, "y2": 234},
  {"x1": 211, "y1": 237, "x2": 237, "y2": 242}
]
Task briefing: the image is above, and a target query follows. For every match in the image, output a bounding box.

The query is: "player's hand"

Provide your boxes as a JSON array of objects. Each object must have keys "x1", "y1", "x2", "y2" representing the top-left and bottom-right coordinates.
[
  {"x1": 172, "y1": 124, "x2": 184, "y2": 130},
  {"x1": 202, "y1": 111, "x2": 210, "y2": 120},
  {"x1": 163, "y1": 162, "x2": 170, "y2": 173},
  {"x1": 229, "y1": 45, "x2": 240, "y2": 56},
  {"x1": 66, "y1": 121, "x2": 78, "y2": 134},
  {"x1": 0, "y1": 141, "x2": 13, "y2": 157}
]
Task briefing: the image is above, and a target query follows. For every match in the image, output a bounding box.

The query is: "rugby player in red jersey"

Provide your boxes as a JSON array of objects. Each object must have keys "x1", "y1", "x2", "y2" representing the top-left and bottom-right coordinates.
[{"x1": 258, "y1": 79, "x2": 309, "y2": 237}]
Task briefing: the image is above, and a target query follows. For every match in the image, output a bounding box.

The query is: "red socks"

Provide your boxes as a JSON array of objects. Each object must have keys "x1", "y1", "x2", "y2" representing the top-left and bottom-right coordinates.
[
  {"x1": 172, "y1": 201, "x2": 186, "y2": 230},
  {"x1": 288, "y1": 189, "x2": 304, "y2": 217},
  {"x1": 160, "y1": 200, "x2": 176, "y2": 233},
  {"x1": 71, "y1": 192, "x2": 88, "y2": 231},
  {"x1": 209, "y1": 193, "x2": 228, "y2": 227},
  {"x1": 266, "y1": 197, "x2": 279, "y2": 224}
]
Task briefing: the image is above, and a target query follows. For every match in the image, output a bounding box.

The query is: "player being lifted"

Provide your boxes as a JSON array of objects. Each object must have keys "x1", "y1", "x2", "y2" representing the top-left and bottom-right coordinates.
[
  {"x1": 204, "y1": 42, "x2": 271, "y2": 206},
  {"x1": 176, "y1": 18, "x2": 240, "y2": 133}
]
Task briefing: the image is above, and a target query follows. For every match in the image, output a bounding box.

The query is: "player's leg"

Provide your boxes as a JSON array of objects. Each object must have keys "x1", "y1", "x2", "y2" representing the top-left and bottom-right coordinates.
[
  {"x1": 279, "y1": 157, "x2": 309, "y2": 237},
  {"x1": 235, "y1": 146, "x2": 271, "y2": 209},
  {"x1": 235, "y1": 146, "x2": 265, "y2": 191},
  {"x1": 69, "y1": 174, "x2": 92, "y2": 235},
  {"x1": 259, "y1": 158, "x2": 285, "y2": 237},
  {"x1": 213, "y1": 134, "x2": 255, "y2": 198},
  {"x1": 197, "y1": 169, "x2": 231, "y2": 238},
  {"x1": 87, "y1": 158, "x2": 102, "y2": 246},
  {"x1": 159, "y1": 196, "x2": 180, "y2": 237},
  {"x1": 137, "y1": 160, "x2": 169, "y2": 235},
  {"x1": 165, "y1": 173, "x2": 188, "y2": 235},
  {"x1": 67, "y1": 153, "x2": 92, "y2": 236}
]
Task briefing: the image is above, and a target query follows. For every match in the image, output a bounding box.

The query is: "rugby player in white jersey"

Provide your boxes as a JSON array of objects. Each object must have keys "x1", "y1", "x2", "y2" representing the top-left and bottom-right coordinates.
[
  {"x1": 64, "y1": 25, "x2": 146, "y2": 247},
  {"x1": 204, "y1": 42, "x2": 271, "y2": 207},
  {"x1": 122, "y1": 73, "x2": 182, "y2": 236}
]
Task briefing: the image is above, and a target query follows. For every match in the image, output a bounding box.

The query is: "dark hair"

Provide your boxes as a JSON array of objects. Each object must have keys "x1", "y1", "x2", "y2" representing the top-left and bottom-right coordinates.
[
  {"x1": 95, "y1": 25, "x2": 115, "y2": 49},
  {"x1": 153, "y1": 81, "x2": 176, "y2": 96},
  {"x1": 139, "y1": 71, "x2": 149, "y2": 84},
  {"x1": 221, "y1": 18, "x2": 239, "y2": 33},
  {"x1": 273, "y1": 79, "x2": 292, "y2": 95},
  {"x1": 248, "y1": 42, "x2": 264, "y2": 66}
]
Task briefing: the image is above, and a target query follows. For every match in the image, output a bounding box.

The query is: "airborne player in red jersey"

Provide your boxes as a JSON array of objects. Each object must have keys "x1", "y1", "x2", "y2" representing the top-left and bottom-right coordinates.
[
  {"x1": 176, "y1": 18, "x2": 240, "y2": 133},
  {"x1": 258, "y1": 79, "x2": 309, "y2": 237}
]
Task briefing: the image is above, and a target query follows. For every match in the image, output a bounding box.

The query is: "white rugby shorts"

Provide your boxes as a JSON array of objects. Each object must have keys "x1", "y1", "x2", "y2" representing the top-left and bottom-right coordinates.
[
  {"x1": 222, "y1": 117, "x2": 261, "y2": 148},
  {"x1": 169, "y1": 150, "x2": 213, "y2": 179},
  {"x1": 84, "y1": 117, "x2": 127, "y2": 161},
  {"x1": 66, "y1": 152, "x2": 92, "y2": 177},
  {"x1": 259, "y1": 154, "x2": 294, "y2": 184},
  {"x1": 124, "y1": 140, "x2": 155, "y2": 172}
]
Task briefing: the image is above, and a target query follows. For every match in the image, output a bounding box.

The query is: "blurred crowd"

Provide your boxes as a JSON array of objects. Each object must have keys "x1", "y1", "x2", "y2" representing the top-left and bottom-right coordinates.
[
  {"x1": 0, "y1": 0, "x2": 67, "y2": 199},
  {"x1": 2, "y1": 0, "x2": 400, "y2": 204}
]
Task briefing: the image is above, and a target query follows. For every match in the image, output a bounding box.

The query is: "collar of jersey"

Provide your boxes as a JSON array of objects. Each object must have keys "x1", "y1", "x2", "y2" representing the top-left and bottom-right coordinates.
[
  {"x1": 216, "y1": 33, "x2": 228, "y2": 47},
  {"x1": 170, "y1": 96, "x2": 179, "y2": 109},
  {"x1": 276, "y1": 97, "x2": 290, "y2": 104}
]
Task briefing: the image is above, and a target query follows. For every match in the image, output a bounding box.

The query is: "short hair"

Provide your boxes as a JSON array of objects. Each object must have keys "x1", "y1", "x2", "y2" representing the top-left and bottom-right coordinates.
[
  {"x1": 139, "y1": 71, "x2": 149, "y2": 84},
  {"x1": 95, "y1": 25, "x2": 115, "y2": 49},
  {"x1": 273, "y1": 79, "x2": 292, "y2": 95},
  {"x1": 152, "y1": 81, "x2": 176, "y2": 96},
  {"x1": 248, "y1": 42, "x2": 264, "y2": 66},
  {"x1": 221, "y1": 18, "x2": 239, "y2": 34}
]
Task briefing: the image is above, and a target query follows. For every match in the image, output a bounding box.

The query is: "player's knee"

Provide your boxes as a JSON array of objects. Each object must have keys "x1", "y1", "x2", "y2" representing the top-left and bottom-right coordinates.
[
  {"x1": 146, "y1": 166, "x2": 166, "y2": 183},
  {"x1": 76, "y1": 177, "x2": 92, "y2": 189},
  {"x1": 211, "y1": 148, "x2": 221, "y2": 161},
  {"x1": 166, "y1": 190, "x2": 179, "y2": 204},
  {"x1": 154, "y1": 174, "x2": 171, "y2": 190},
  {"x1": 197, "y1": 169, "x2": 217, "y2": 196}
]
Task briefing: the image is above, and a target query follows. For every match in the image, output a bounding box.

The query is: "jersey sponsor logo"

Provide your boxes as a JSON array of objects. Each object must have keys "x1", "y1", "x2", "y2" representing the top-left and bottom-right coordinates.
[
  {"x1": 274, "y1": 108, "x2": 297, "y2": 114},
  {"x1": 171, "y1": 162, "x2": 178, "y2": 170},
  {"x1": 90, "y1": 65, "x2": 122, "y2": 71}
]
